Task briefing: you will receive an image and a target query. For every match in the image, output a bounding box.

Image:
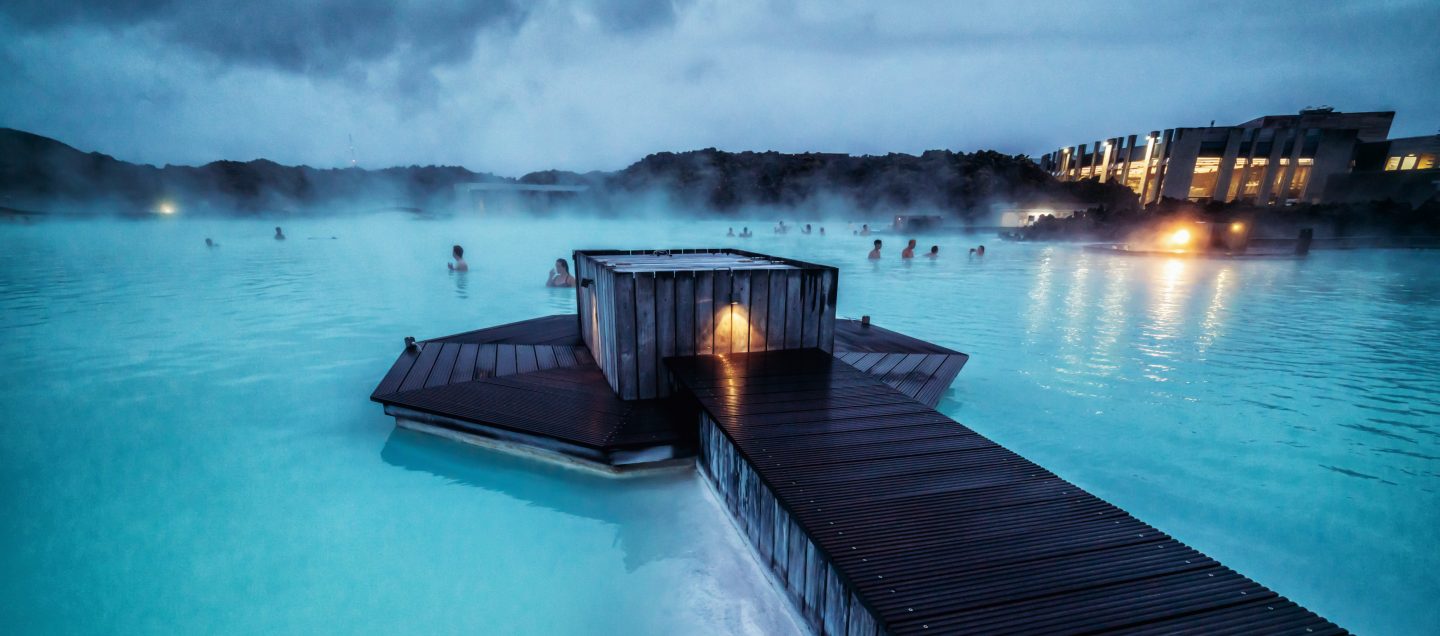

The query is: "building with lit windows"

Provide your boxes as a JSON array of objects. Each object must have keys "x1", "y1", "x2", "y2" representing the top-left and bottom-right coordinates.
[{"x1": 1039, "y1": 108, "x2": 1439, "y2": 206}]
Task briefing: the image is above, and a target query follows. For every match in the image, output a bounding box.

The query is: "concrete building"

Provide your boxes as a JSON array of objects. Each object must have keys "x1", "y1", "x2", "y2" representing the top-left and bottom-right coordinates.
[{"x1": 1038, "y1": 108, "x2": 1437, "y2": 206}]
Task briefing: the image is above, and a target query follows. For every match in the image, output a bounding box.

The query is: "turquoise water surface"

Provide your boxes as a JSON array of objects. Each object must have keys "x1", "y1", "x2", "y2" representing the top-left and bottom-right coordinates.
[{"x1": 2, "y1": 214, "x2": 1437, "y2": 635}]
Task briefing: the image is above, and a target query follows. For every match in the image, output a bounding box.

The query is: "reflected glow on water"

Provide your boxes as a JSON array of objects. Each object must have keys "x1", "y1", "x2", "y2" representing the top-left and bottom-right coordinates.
[{"x1": 1, "y1": 214, "x2": 1437, "y2": 635}]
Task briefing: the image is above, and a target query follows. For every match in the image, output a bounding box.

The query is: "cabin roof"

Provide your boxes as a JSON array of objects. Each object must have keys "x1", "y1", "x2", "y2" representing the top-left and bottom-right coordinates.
[{"x1": 575, "y1": 248, "x2": 833, "y2": 273}]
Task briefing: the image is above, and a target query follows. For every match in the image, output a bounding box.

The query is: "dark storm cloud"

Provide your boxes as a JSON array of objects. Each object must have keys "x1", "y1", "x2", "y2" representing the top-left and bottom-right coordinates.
[
  {"x1": 0, "y1": 1, "x2": 1434, "y2": 174},
  {"x1": 0, "y1": 0, "x2": 680, "y2": 78}
]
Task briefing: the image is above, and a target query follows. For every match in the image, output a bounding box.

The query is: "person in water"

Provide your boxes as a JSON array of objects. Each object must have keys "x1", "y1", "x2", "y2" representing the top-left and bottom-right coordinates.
[
  {"x1": 739, "y1": 227, "x2": 753, "y2": 238},
  {"x1": 205, "y1": 238, "x2": 218, "y2": 248},
  {"x1": 448, "y1": 244, "x2": 468, "y2": 272},
  {"x1": 925, "y1": 245, "x2": 939, "y2": 258},
  {"x1": 727, "y1": 227, "x2": 735, "y2": 237},
  {"x1": 274, "y1": 227, "x2": 286, "y2": 240},
  {"x1": 547, "y1": 258, "x2": 576, "y2": 287},
  {"x1": 977, "y1": 244, "x2": 986, "y2": 257},
  {"x1": 860, "y1": 224, "x2": 871, "y2": 236},
  {"x1": 803, "y1": 223, "x2": 812, "y2": 234},
  {"x1": 901, "y1": 238, "x2": 917, "y2": 259},
  {"x1": 868, "y1": 239, "x2": 882, "y2": 260},
  {"x1": 819, "y1": 227, "x2": 825, "y2": 235}
]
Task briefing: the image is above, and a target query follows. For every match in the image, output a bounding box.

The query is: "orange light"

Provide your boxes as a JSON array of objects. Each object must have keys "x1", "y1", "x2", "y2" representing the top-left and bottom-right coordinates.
[
  {"x1": 1167, "y1": 228, "x2": 1192, "y2": 247},
  {"x1": 1230, "y1": 222, "x2": 1245, "y2": 233}
]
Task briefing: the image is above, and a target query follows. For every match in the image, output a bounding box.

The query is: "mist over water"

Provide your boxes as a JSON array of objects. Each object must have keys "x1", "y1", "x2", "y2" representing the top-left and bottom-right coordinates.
[{"x1": 1, "y1": 212, "x2": 1437, "y2": 635}]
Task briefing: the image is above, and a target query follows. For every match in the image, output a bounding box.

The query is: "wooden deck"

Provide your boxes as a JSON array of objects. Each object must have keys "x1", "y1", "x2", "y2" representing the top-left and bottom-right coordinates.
[
  {"x1": 371, "y1": 315, "x2": 691, "y2": 465},
  {"x1": 666, "y1": 349, "x2": 1344, "y2": 635},
  {"x1": 372, "y1": 315, "x2": 969, "y2": 467}
]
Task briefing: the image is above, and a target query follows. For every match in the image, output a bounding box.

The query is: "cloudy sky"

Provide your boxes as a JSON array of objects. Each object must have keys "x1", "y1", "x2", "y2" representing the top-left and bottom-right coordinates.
[{"x1": 1, "y1": 0, "x2": 1436, "y2": 176}]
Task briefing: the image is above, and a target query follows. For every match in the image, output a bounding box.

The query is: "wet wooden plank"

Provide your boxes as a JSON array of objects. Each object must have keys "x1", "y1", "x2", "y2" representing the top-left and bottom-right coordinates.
[
  {"x1": 451, "y1": 343, "x2": 479, "y2": 384},
  {"x1": 495, "y1": 343, "x2": 518, "y2": 377},
  {"x1": 475, "y1": 343, "x2": 498, "y2": 378},
  {"x1": 398, "y1": 342, "x2": 442, "y2": 393},
  {"x1": 425, "y1": 343, "x2": 462, "y2": 388}
]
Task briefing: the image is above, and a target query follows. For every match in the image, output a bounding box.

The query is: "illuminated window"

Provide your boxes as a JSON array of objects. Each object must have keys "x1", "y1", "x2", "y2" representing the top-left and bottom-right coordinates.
[
  {"x1": 1242, "y1": 158, "x2": 1268, "y2": 196},
  {"x1": 1385, "y1": 156, "x2": 1402, "y2": 171},
  {"x1": 1188, "y1": 157, "x2": 1221, "y2": 199},
  {"x1": 1419, "y1": 154, "x2": 1436, "y2": 170},
  {"x1": 1273, "y1": 163, "x2": 1291, "y2": 194},
  {"x1": 1288, "y1": 162, "x2": 1311, "y2": 198},
  {"x1": 1226, "y1": 159, "x2": 1248, "y2": 200},
  {"x1": 1125, "y1": 164, "x2": 1146, "y2": 192},
  {"x1": 1080, "y1": 167, "x2": 1093, "y2": 178},
  {"x1": 1400, "y1": 155, "x2": 1418, "y2": 170}
]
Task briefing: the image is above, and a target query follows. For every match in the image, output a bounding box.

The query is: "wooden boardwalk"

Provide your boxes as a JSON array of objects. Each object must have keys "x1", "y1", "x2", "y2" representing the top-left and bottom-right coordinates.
[{"x1": 666, "y1": 349, "x2": 1344, "y2": 636}]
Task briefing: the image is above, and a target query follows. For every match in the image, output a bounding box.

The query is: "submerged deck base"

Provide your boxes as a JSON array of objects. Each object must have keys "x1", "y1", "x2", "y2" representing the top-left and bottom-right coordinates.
[{"x1": 388, "y1": 407, "x2": 692, "y2": 476}]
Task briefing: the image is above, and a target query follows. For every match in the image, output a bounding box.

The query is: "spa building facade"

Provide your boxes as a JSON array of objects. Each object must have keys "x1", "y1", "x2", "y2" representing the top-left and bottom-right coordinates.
[{"x1": 1039, "y1": 108, "x2": 1439, "y2": 206}]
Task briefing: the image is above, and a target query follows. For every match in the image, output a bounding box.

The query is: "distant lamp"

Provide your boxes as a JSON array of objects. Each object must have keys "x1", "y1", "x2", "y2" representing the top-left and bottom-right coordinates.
[
  {"x1": 156, "y1": 201, "x2": 177, "y2": 215},
  {"x1": 1167, "y1": 228, "x2": 1192, "y2": 247},
  {"x1": 1230, "y1": 222, "x2": 1245, "y2": 233}
]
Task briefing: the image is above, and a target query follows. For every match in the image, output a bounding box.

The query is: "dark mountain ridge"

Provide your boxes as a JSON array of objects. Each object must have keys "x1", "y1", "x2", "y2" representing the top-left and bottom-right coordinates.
[{"x1": 0, "y1": 127, "x2": 1136, "y2": 218}]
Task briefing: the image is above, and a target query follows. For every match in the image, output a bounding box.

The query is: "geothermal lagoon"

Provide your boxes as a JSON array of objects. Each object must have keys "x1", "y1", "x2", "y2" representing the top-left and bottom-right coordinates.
[{"x1": 2, "y1": 213, "x2": 1437, "y2": 635}]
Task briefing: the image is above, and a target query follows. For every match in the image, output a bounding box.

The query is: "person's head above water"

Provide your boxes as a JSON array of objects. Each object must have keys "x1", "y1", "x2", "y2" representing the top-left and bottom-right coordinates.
[
  {"x1": 453, "y1": 244, "x2": 464, "y2": 259},
  {"x1": 930, "y1": 245, "x2": 939, "y2": 254},
  {"x1": 874, "y1": 239, "x2": 882, "y2": 248},
  {"x1": 907, "y1": 239, "x2": 917, "y2": 247},
  {"x1": 205, "y1": 238, "x2": 214, "y2": 247},
  {"x1": 554, "y1": 258, "x2": 569, "y2": 271}
]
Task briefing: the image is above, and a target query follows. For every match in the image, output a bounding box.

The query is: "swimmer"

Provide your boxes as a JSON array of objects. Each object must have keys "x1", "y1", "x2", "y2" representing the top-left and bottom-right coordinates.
[
  {"x1": 977, "y1": 244, "x2": 986, "y2": 257},
  {"x1": 901, "y1": 239, "x2": 917, "y2": 259},
  {"x1": 205, "y1": 238, "x2": 219, "y2": 248},
  {"x1": 925, "y1": 245, "x2": 939, "y2": 258},
  {"x1": 819, "y1": 227, "x2": 825, "y2": 236},
  {"x1": 547, "y1": 258, "x2": 576, "y2": 287},
  {"x1": 803, "y1": 223, "x2": 812, "y2": 234},
  {"x1": 727, "y1": 227, "x2": 735, "y2": 237},
  {"x1": 868, "y1": 239, "x2": 882, "y2": 260},
  {"x1": 448, "y1": 244, "x2": 468, "y2": 272},
  {"x1": 860, "y1": 224, "x2": 871, "y2": 236},
  {"x1": 274, "y1": 226, "x2": 286, "y2": 240},
  {"x1": 739, "y1": 227, "x2": 753, "y2": 238}
]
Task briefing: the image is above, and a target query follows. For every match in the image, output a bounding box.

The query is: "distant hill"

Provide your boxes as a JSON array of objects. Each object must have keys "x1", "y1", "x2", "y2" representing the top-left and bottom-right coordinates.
[
  {"x1": 0, "y1": 128, "x2": 504, "y2": 215},
  {"x1": 0, "y1": 128, "x2": 1137, "y2": 218}
]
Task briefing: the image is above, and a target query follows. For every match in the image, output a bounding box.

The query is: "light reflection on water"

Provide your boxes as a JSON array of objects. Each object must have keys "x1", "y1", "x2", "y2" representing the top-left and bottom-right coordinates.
[{"x1": 0, "y1": 213, "x2": 1437, "y2": 635}]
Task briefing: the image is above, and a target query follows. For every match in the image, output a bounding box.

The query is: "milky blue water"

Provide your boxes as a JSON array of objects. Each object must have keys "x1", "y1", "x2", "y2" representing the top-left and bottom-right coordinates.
[{"x1": 2, "y1": 213, "x2": 1437, "y2": 635}]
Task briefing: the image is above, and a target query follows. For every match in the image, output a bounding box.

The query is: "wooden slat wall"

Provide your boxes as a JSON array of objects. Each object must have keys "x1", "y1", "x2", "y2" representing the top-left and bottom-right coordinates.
[
  {"x1": 713, "y1": 269, "x2": 732, "y2": 354},
  {"x1": 575, "y1": 250, "x2": 839, "y2": 400},
  {"x1": 676, "y1": 272, "x2": 695, "y2": 356},
  {"x1": 656, "y1": 272, "x2": 676, "y2": 394},
  {"x1": 748, "y1": 270, "x2": 770, "y2": 352},
  {"x1": 696, "y1": 271, "x2": 715, "y2": 356},
  {"x1": 635, "y1": 273, "x2": 657, "y2": 399}
]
